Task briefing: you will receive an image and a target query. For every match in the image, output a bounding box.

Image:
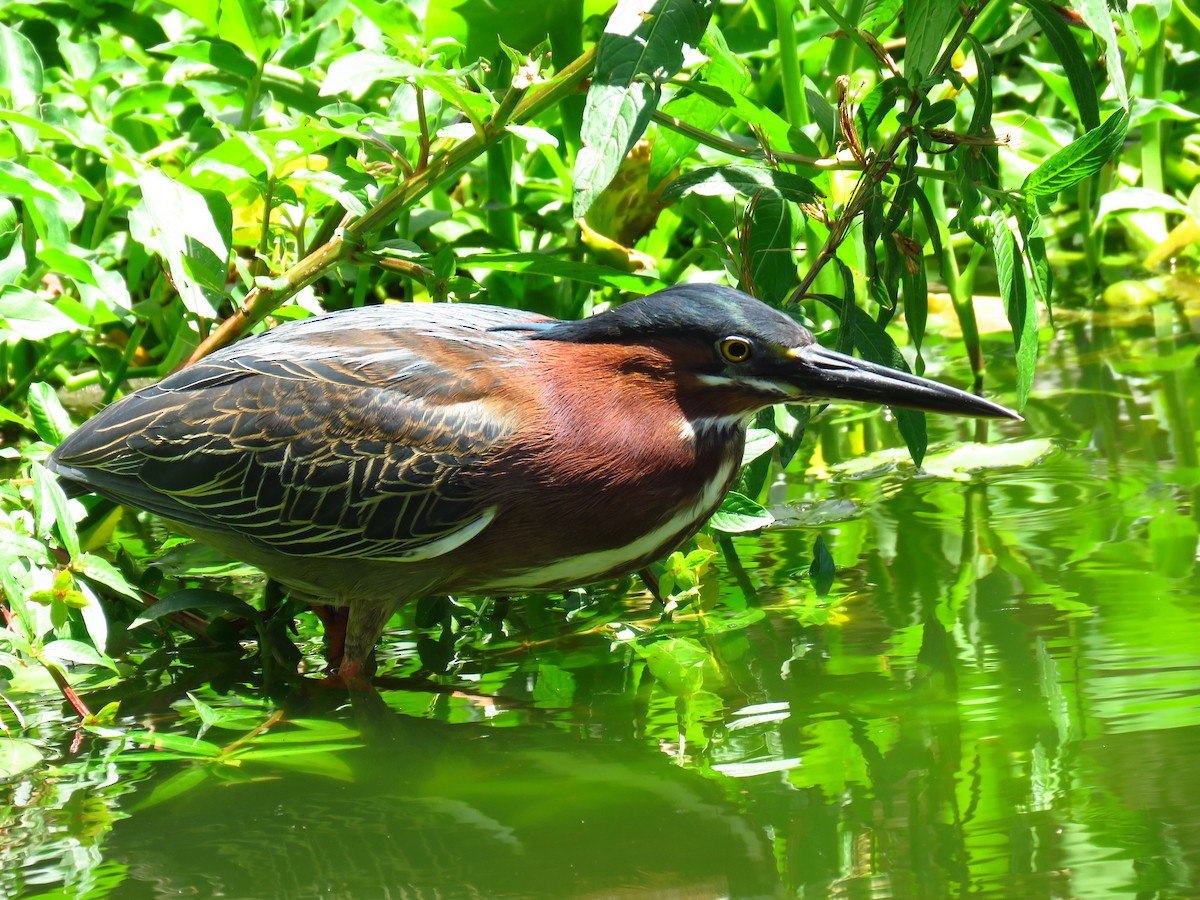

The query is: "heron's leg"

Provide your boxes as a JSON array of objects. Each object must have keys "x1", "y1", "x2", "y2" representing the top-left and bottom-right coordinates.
[
  {"x1": 312, "y1": 605, "x2": 348, "y2": 671},
  {"x1": 337, "y1": 598, "x2": 403, "y2": 681},
  {"x1": 638, "y1": 567, "x2": 666, "y2": 605}
]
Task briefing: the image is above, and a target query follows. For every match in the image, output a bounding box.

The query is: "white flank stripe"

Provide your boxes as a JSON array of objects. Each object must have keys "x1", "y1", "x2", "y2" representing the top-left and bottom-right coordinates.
[{"x1": 387, "y1": 506, "x2": 498, "y2": 561}]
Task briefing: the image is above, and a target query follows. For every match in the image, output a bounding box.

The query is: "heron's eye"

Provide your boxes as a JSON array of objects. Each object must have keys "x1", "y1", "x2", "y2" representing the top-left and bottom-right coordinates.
[{"x1": 719, "y1": 336, "x2": 753, "y2": 363}]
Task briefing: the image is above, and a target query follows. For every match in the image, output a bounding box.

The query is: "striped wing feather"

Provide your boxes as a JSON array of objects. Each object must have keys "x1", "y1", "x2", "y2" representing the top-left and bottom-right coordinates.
[{"x1": 51, "y1": 305, "x2": 543, "y2": 560}]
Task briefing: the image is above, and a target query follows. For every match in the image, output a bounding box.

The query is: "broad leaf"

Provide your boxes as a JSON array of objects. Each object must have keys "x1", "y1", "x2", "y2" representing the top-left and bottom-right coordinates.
[
  {"x1": 710, "y1": 492, "x2": 775, "y2": 534},
  {"x1": 128, "y1": 170, "x2": 232, "y2": 318},
  {"x1": 904, "y1": 0, "x2": 958, "y2": 81},
  {"x1": 1023, "y1": 107, "x2": 1129, "y2": 199},
  {"x1": 574, "y1": 0, "x2": 715, "y2": 217},
  {"x1": 27, "y1": 382, "x2": 73, "y2": 444},
  {"x1": 742, "y1": 190, "x2": 796, "y2": 305},
  {"x1": 130, "y1": 588, "x2": 260, "y2": 628},
  {"x1": 0, "y1": 23, "x2": 43, "y2": 108},
  {"x1": 0, "y1": 738, "x2": 43, "y2": 779}
]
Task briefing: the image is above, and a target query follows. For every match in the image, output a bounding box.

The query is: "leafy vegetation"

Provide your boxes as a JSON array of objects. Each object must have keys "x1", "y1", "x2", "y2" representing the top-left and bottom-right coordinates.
[{"x1": 1, "y1": 0, "x2": 1198, "y2": 894}]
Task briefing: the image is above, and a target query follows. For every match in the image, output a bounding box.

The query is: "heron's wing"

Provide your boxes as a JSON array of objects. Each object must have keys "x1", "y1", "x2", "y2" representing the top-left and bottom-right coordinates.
[{"x1": 50, "y1": 304, "x2": 546, "y2": 561}]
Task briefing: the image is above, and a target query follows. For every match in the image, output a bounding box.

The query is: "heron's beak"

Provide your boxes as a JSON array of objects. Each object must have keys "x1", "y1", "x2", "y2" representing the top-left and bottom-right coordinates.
[{"x1": 785, "y1": 344, "x2": 1022, "y2": 420}]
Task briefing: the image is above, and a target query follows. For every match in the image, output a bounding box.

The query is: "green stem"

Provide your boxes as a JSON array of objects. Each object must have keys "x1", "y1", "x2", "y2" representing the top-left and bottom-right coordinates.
[
  {"x1": 253, "y1": 174, "x2": 278, "y2": 278},
  {"x1": 773, "y1": 0, "x2": 807, "y2": 127},
  {"x1": 102, "y1": 321, "x2": 148, "y2": 405},
  {"x1": 1139, "y1": 20, "x2": 1167, "y2": 241},
  {"x1": 239, "y1": 56, "x2": 266, "y2": 131}
]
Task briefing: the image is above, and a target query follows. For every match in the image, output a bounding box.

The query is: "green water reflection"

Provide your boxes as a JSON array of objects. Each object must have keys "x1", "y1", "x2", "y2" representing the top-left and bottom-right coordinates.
[{"x1": 4, "y1": 316, "x2": 1199, "y2": 898}]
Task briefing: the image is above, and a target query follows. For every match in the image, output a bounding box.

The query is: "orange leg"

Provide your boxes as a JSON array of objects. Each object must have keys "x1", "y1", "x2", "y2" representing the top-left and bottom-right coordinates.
[{"x1": 312, "y1": 604, "x2": 348, "y2": 672}]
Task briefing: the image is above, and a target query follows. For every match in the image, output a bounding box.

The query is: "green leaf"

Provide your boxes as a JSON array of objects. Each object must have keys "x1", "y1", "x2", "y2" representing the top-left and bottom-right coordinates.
[
  {"x1": 126, "y1": 730, "x2": 224, "y2": 758},
  {"x1": 265, "y1": 718, "x2": 361, "y2": 740},
  {"x1": 149, "y1": 38, "x2": 258, "y2": 80},
  {"x1": 921, "y1": 438, "x2": 1056, "y2": 480},
  {"x1": 681, "y1": 80, "x2": 822, "y2": 158},
  {"x1": 662, "y1": 164, "x2": 818, "y2": 205},
  {"x1": 992, "y1": 211, "x2": 1037, "y2": 407},
  {"x1": 1095, "y1": 187, "x2": 1192, "y2": 225},
  {"x1": 27, "y1": 382, "x2": 72, "y2": 444},
  {"x1": 76, "y1": 554, "x2": 141, "y2": 601},
  {"x1": 0, "y1": 157, "x2": 84, "y2": 249},
  {"x1": 321, "y1": 51, "x2": 473, "y2": 99},
  {"x1": 1023, "y1": 107, "x2": 1129, "y2": 199},
  {"x1": 128, "y1": 170, "x2": 232, "y2": 318},
  {"x1": 235, "y1": 743, "x2": 363, "y2": 761},
  {"x1": 743, "y1": 190, "x2": 795, "y2": 305},
  {"x1": 0, "y1": 526, "x2": 53, "y2": 565},
  {"x1": 1022, "y1": 0, "x2": 1100, "y2": 131},
  {"x1": 0, "y1": 288, "x2": 83, "y2": 341},
  {"x1": 904, "y1": 0, "x2": 958, "y2": 81},
  {"x1": 634, "y1": 637, "x2": 712, "y2": 697},
  {"x1": 32, "y1": 462, "x2": 80, "y2": 558},
  {"x1": 1073, "y1": 0, "x2": 1129, "y2": 107},
  {"x1": 650, "y1": 23, "x2": 748, "y2": 185},
  {"x1": 130, "y1": 766, "x2": 212, "y2": 810},
  {"x1": 0, "y1": 737, "x2": 44, "y2": 779},
  {"x1": 1149, "y1": 510, "x2": 1200, "y2": 580},
  {"x1": 0, "y1": 23, "x2": 43, "y2": 109},
  {"x1": 740, "y1": 427, "x2": 778, "y2": 466},
  {"x1": 218, "y1": 0, "x2": 281, "y2": 61},
  {"x1": 129, "y1": 588, "x2": 260, "y2": 629},
  {"x1": 347, "y1": 0, "x2": 422, "y2": 42},
  {"x1": 574, "y1": 0, "x2": 716, "y2": 217},
  {"x1": 824, "y1": 300, "x2": 929, "y2": 466},
  {"x1": 240, "y1": 750, "x2": 356, "y2": 779},
  {"x1": 533, "y1": 662, "x2": 577, "y2": 708},
  {"x1": 42, "y1": 639, "x2": 120, "y2": 673},
  {"x1": 710, "y1": 492, "x2": 775, "y2": 534}
]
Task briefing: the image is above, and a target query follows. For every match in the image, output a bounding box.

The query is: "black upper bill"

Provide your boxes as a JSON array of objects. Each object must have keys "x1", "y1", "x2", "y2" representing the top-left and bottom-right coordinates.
[{"x1": 789, "y1": 345, "x2": 1022, "y2": 421}]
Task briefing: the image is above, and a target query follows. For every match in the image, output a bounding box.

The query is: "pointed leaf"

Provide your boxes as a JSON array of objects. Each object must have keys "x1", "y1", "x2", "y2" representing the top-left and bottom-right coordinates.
[
  {"x1": 809, "y1": 534, "x2": 836, "y2": 598},
  {"x1": 129, "y1": 588, "x2": 259, "y2": 629},
  {"x1": 992, "y1": 212, "x2": 1037, "y2": 406},
  {"x1": 1021, "y1": 0, "x2": 1100, "y2": 131},
  {"x1": 1023, "y1": 107, "x2": 1129, "y2": 199},
  {"x1": 662, "y1": 164, "x2": 818, "y2": 205},
  {"x1": 904, "y1": 0, "x2": 958, "y2": 80}
]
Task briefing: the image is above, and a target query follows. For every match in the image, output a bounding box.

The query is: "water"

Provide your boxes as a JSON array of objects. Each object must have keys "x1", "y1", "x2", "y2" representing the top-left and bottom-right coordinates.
[{"x1": 4, "y1": 311, "x2": 1199, "y2": 898}]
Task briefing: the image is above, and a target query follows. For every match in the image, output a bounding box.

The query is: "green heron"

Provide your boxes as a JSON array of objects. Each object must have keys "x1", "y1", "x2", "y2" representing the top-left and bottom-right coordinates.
[{"x1": 50, "y1": 285, "x2": 1018, "y2": 679}]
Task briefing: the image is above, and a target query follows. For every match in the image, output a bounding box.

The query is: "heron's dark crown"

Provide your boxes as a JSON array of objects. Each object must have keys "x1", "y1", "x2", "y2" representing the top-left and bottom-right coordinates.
[{"x1": 529, "y1": 285, "x2": 815, "y2": 350}]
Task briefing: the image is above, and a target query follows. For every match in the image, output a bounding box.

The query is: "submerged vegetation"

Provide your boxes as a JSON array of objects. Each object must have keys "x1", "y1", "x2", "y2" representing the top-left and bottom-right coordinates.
[{"x1": 1, "y1": 0, "x2": 1198, "y2": 895}]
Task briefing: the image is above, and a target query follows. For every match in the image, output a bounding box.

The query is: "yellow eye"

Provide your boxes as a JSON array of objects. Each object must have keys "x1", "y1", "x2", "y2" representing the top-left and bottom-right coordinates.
[{"x1": 719, "y1": 336, "x2": 753, "y2": 363}]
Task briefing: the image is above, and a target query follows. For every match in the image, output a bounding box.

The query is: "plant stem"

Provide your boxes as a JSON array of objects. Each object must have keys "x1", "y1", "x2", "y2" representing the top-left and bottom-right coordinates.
[{"x1": 774, "y1": 0, "x2": 807, "y2": 127}]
